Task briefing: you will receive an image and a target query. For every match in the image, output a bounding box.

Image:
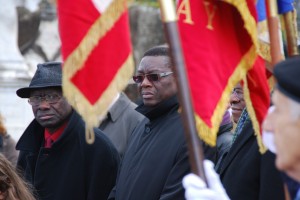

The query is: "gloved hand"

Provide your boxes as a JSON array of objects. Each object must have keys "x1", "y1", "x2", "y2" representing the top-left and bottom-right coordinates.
[{"x1": 182, "y1": 160, "x2": 230, "y2": 200}]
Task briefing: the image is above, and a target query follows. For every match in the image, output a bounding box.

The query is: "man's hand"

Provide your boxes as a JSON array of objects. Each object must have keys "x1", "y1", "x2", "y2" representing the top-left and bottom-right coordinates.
[{"x1": 182, "y1": 160, "x2": 230, "y2": 200}]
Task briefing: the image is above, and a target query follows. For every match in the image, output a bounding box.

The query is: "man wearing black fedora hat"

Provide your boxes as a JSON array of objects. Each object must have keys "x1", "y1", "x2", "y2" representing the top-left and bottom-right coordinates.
[{"x1": 15, "y1": 61, "x2": 120, "y2": 200}]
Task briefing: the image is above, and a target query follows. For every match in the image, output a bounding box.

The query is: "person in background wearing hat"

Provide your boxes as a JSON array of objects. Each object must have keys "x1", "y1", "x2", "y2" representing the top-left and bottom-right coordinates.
[
  {"x1": 181, "y1": 57, "x2": 300, "y2": 200},
  {"x1": 15, "y1": 62, "x2": 120, "y2": 200},
  {"x1": 263, "y1": 56, "x2": 300, "y2": 199},
  {"x1": 0, "y1": 154, "x2": 35, "y2": 200},
  {"x1": 182, "y1": 82, "x2": 285, "y2": 200}
]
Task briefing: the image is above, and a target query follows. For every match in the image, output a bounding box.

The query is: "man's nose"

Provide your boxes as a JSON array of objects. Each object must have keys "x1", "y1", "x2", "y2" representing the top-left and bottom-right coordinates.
[
  {"x1": 37, "y1": 99, "x2": 51, "y2": 108},
  {"x1": 230, "y1": 94, "x2": 240, "y2": 104},
  {"x1": 140, "y1": 76, "x2": 152, "y2": 87}
]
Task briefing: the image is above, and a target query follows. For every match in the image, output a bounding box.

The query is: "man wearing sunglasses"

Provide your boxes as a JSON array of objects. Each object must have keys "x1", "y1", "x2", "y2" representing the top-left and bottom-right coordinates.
[
  {"x1": 15, "y1": 62, "x2": 119, "y2": 200},
  {"x1": 108, "y1": 45, "x2": 190, "y2": 200}
]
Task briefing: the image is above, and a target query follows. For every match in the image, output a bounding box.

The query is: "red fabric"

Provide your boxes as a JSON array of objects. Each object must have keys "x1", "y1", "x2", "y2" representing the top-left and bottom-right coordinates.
[
  {"x1": 57, "y1": 0, "x2": 100, "y2": 59},
  {"x1": 177, "y1": 0, "x2": 269, "y2": 143},
  {"x1": 44, "y1": 122, "x2": 68, "y2": 148},
  {"x1": 57, "y1": 0, "x2": 132, "y2": 105},
  {"x1": 70, "y1": 12, "x2": 131, "y2": 104},
  {"x1": 178, "y1": 1, "x2": 252, "y2": 128},
  {"x1": 247, "y1": 56, "x2": 270, "y2": 133}
]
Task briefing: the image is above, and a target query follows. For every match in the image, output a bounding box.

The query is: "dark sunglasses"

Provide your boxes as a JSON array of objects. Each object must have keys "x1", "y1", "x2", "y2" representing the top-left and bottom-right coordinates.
[{"x1": 132, "y1": 72, "x2": 173, "y2": 84}]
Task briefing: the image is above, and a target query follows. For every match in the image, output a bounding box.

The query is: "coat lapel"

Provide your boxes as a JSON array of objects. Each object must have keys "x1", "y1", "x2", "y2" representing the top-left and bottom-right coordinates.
[{"x1": 220, "y1": 121, "x2": 254, "y2": 175}]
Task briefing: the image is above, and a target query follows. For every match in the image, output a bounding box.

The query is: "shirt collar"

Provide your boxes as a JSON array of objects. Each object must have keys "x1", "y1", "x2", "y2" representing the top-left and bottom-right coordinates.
[{"x1": 44, "y1": 122, "x2": 68, "y2": 143}]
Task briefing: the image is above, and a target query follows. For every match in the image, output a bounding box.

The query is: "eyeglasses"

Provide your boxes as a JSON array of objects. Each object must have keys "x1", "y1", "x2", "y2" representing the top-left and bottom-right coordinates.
[
  {"x1": 28, "y1": 94, "x2": 62, "y2": 106},
  {"x1": 132, "y1": 72, "x2": 173, "y2": 84}
]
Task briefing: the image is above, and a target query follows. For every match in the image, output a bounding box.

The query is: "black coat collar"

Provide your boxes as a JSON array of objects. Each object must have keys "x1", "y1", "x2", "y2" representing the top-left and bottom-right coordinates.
[
  {"x1": 16, "y1": 111, "x2": 78, "y2": 152},
  {"x1": 220, "y1": 120, "x2": 254, "y2": 175},
  {"x1": 136, "y1": 95, "x2": 179, "y2": 121}
]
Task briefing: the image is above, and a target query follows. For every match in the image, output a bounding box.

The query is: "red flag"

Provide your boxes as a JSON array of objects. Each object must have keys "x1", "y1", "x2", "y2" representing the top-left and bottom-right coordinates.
[
  {"x1": 57, "y1": 0, "x2": 133, "y2": 143},
  {"x1": 177, "y1": 0, "x2": 269, "y2": 152},
  {"x1": 244, "y1": 56, "x2": 270, "y2": 153}
]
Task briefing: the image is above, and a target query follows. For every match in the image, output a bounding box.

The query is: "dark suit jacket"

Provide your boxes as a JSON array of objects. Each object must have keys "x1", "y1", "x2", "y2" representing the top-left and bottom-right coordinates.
[{"x1": 220, "y1": 120, "x2": 285, "y2": 200}]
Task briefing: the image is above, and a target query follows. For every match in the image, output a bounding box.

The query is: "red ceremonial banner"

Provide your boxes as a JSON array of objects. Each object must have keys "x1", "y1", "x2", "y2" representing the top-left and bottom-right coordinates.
[
  {"x1": 177, "y1": 0, "x2": 269, "y2": 152},
  {"x1": 57, "y1": 0, "x2": 134, "y2": 143},
  {"x1": 244, "y1": 56, "x2": 270, "y2": 152}
]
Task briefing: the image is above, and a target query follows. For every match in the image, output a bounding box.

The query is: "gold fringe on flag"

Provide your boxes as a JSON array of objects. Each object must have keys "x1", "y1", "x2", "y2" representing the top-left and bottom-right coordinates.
[
  {"x1": 197, "y1": 0, "x2": 267, "y2": 153},
  {"x1": 195, "y1": 46, "x2": 257, "y2": 146},
  {"x1": 243, "y1": 76, "x2": 267, "y2": 153},
  {"x1": 62, "y1": 0, "x2": 134, "y2": 144}
]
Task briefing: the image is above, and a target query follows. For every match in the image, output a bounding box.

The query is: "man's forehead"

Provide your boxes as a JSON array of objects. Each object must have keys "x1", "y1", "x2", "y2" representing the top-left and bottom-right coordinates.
[
  {"x1": 272, "y1": 89, "x2": 288, "y2": 107},
  {"x1": 138, "y1": 56, "x2": 170, "y2": 71}
]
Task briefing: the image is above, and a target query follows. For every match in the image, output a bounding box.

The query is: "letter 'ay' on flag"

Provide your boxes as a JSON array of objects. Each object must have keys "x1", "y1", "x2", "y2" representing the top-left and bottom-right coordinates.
[
  {"x1": 177, "y1": 0, "x2": 270, "y2": 152},
  {"x1": 57, "y1": 0, "x2": 134, "y2": 143}
]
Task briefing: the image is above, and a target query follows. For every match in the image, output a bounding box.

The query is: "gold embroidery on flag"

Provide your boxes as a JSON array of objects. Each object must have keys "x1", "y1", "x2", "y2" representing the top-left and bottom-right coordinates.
[
  {"x1": 243, "y1": 77, "x2": 267, "y2": 153},
  {"x1": 177, "y1": 0, "x2": 194, "y2": 25},
  {"x1": 203, "y1": 0, "x2": 217, "y2": 30}
]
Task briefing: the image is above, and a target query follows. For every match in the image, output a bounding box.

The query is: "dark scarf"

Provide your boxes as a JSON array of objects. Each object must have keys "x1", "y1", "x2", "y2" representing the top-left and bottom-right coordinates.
[
  {"x1": 231, "y1": 108, "x2": 250, "y2": 145},
  {"x1": 136, "y1": 95, "x2": 179, "y2": 121}
]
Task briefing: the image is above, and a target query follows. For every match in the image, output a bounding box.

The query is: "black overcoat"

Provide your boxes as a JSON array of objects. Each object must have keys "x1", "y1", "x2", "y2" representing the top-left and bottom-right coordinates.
[
  {"x1": 220, "y1": 120, "x2": 285, "y2": 200},
  {"x1": 16, "y1": 111, "x2": 119, "y2": 200},
  {"x1": 109, "y1": 96, "x2": 190, "y2": 200}
]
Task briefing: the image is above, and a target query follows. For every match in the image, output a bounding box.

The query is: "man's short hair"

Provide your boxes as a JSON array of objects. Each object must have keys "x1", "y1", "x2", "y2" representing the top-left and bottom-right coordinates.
[
  {"x1": 142, "y1": 45, "x2": 172, "y2": 68},
  {"x1": 143, "y1": 45, "x2": 170, "y2": 57}
]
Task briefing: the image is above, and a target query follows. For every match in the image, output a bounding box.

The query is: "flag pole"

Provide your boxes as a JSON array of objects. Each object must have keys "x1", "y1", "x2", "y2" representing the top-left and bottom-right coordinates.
[
  {"x1": 265, "y1": 0, "x2": 284, "y2": 68},
  {"x1": 282, "y1": 11, "x2": 299, "y2": 57},
  {"x1": 158, "y1": 0, "x2": 207, "y2": 183}
]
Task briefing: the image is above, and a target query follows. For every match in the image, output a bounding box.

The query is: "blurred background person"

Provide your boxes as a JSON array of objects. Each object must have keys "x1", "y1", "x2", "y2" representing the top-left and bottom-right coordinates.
[
  {"x1": 184, "y1": 82, "x2": 285, "y2": 200},
  {"x1": 99, "y1": 92, "x2": 144, "y2": 158},
  {"x1": 0, "y1": 114, "x2": 19, "y2": 167},
  {"x1": 203, "y1": 110, "x2": 233, "y2": 165},
  {"x1": 263, "y1": 56, "x2": 300, "y2": 199},
  {"x1": 0, "y1": 154, "x2": 35, "y2": 200}
]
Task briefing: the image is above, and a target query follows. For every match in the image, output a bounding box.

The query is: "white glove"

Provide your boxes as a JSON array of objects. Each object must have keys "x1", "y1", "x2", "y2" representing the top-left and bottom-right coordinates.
[{"x1": 182, "y1": 160, "x2": 230, "y2": 200}]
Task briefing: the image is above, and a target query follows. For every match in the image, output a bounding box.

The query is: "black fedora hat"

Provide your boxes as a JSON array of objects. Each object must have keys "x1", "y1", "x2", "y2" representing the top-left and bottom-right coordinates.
[{"x1": 16, "y1": 62, "x2": 62, "y2": 98}]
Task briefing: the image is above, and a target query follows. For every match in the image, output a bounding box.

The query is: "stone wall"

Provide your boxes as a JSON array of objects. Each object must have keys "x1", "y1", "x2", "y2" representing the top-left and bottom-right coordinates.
[{"x1": 129, "y1": 4, "x2": 166, "y2": 67}]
